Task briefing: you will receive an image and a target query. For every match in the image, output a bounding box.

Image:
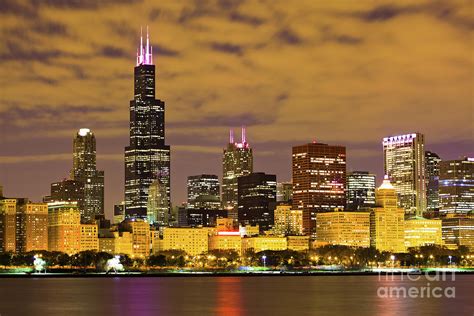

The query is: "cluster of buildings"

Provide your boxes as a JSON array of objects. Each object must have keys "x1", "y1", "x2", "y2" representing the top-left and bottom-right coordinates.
[{"x1": 1, "y1": 30, "x2": 473, "y2": 261}]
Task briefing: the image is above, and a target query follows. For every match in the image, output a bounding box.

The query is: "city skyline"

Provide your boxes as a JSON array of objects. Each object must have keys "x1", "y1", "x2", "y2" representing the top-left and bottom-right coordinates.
[{"x1": 1, "y1": 1, "x2": 473, "y2": 218}]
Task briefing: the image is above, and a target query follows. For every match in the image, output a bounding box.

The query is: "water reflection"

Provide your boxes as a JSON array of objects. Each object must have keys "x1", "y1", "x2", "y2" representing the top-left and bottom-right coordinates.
[{"x1": 215, "y1": 277, "x2": 243, "y2": 316}]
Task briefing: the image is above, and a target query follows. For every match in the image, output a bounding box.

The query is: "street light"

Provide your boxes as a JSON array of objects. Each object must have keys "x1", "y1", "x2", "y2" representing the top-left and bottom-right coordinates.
[
  {"x1": 262, "y1": 255, "x2": 267, "y2": 268},
  {"x1": 390, "y1": 255, "x2": 395, "y2": 268},
  {"x1": 448, "y1": 255, "x2": 452, "y2": 265}
]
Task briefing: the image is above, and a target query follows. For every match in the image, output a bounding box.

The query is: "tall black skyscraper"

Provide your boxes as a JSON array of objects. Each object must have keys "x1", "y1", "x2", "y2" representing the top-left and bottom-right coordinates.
[{"x1": 125, "y1": 28, "x2": 170, "y2": 219}]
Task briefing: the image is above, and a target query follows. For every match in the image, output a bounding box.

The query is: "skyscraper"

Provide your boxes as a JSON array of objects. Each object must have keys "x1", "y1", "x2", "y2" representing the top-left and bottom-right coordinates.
[
  {"x1": 222, "y1": 128, "x2": 253, "y2": 220},
  {"x1": 346, "y1": 171, "x2": 376, "y2": 210},
  {"x1": 383, "y1": 133, "x2": 427, "y2": 214},
  {"x1": 71, "y1": 128, "x2": 104, "y2": 222},
  {"x1": 276, "y1": 182, "x2": 293, "y2": 203},
  {"x1": 16, "y1": 200, "x2": 48, "y2": 253},
  {"x1": 237, "y1": 172, "x2": 277, "y2": 230},
  {"x1": 292, "y1": 142, "x2": 346, "y2": 236},
  {"x1": 187, "y1": 174, "x2": 221, "y2": 210},
  {"x1": 125, "y1": 28, "x2": 170, "y2": 219},
  {"x1": 439, "y1": 157, "x2": 474, "y2": 213},
  {"x1": 47, "y1": 179, "x2": 84, "y2": 209},
  {"x1": 147, "y1": 179, "x2": 169, "y2": 225},
  {"x1": 425, "y1": 151, "x2": 441, "y2": 212}
]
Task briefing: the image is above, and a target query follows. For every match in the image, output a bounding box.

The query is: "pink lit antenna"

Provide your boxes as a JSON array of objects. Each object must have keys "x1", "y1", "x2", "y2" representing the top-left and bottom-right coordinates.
[
  {"x1": 229, "y1": 129, "x2": 234, "y2": 143},
  {"x1": 242, "y1": 126, "x2": 246, "y2": 144}
]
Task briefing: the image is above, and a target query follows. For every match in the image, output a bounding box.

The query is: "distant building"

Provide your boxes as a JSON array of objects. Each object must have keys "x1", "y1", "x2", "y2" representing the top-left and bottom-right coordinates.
[
  {"x1": 147, "y1": 179, "x2": 170, "y2": 226},
  {"x1": 442, "y1": 216, "x2": 474, "y2": 251},
  {"x1": 186, "y1": 208, "x2": 227, "y2": 227},
  {"x1": 161, "y1": 227, "x2": 209, "y2": 256},
  {"x1": 273, "y1": 204, "x2": 303, "y2": 236},
  {"x1": 125, "y1": 30, "x2": 170, "y2": 219},
  {"x1": 222, "y1": 128, "x2": 253, "y2": 221},
  {"x1": 370, "y1": 177, "x2": 406, "y2": 253},
  {"x1": 187, "y1": 174, "x2": 221, "y2": 210},
  {"x1": 425, "y1": 151, "x2": 441, "y2": 211},
  {"x1": 439, "y1": 157, "x2": 474, "y2": 214},
  {"x1": 241, "y1": 236, "x2": 287, "y2": 253},
  {"x1": 48, "y1": 179, "x2": 84, "y2": 214},
  {"x1": 0, "y1": 198, "x2": 18, "y2": 252},
  {"x1": 316, "y1": 211, "x2": 370, "y2": 248},
  {"x1": 16, "y1": 201, "x2": 48, "y2": 253},
  {"x1": 113, "y1": 202, "x2": 125, "y2": 224},
  {"x1": 99, "y1": 231, "x2": 133, "y2": 256},
  {"x1": 346, "y1": 171, "x2": 376, "y2": 210},
  {"x1": 121, "y1": 219, "x2": 151, "y2": 258},
  {"x1": 292, "y1": 142, "x2": 346, "y2": 236},
  {"x1": 287, "y1": 236, "x2": 310, "y2": 252},
  {"x1": 404, "y1": 217, "x2": 443, "y2": 249},
  {"x1": 383, "y1": 133, "x2": 426, "y2": 215},
  {"x1": 276, "y1": 182, "x2": 293, "y2": 203},
  {"x1": 71, "y1": 128, "x2": 105, "y2": 222},
  {"x1": 80, "y1": 224, "x2": 99, "y2": 251},
  {"x1": 209, "y1": 231, "x2": 242, "y2": 255},
  {"x1": 237, "y1": 172, "x2": 277, "y2": 230},
  {"x1": 48, "y1": 202, "x2": 81, "y2": 254}
]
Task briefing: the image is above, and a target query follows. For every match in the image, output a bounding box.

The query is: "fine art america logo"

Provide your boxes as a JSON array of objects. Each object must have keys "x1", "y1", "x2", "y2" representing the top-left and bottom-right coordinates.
[{"x1": 377, "y1": 270, "x2": 456, "y2": 299}]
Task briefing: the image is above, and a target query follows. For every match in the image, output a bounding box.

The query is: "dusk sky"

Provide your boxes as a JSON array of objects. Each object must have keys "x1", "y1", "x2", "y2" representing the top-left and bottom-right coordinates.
[{"x1": 0, "y1": 0, "x2": 473, "y2": 219}]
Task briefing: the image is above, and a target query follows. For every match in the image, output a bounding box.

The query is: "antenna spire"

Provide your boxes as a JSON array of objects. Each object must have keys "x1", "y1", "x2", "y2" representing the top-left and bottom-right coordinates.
[
  {"x1": 241, "y1": 126, "x2": 246, "y2": 144},
  {"x1": 229, "y1": 129, "x2": 234, "y2": 143}
]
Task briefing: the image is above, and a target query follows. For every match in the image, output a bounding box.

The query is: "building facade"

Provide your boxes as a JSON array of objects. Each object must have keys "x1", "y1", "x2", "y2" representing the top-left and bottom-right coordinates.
[
  {"x1": 316, "y1": 211, "x2": 370, "y2": 248},
  {"x1": 441, "y1": 216, "x2": 474, "y2": 251},
  {"x1": 161, "y1": 227, "x2": 209, "y2": 256},
  {"x1": 48, "y1": 202, "x2": 81, "y2": 254},
  {"x1": 48, "y1": 179, "x2": 84, "y2": 212},
  {"x1": 125, "y1": 29, "x2": 170, "y2": 219},
  {"x1": 187, "y1": 174, "x2": 221, "y2": 210},
  {"x1": 346, "y1": 171, "x2": 376, "y2": 211},
  {"x1": 71, "y1": 128, "x2": 105, "y2": 222},
  {"x1": 80, "y1": 224, "x2": 99, "y2": 251},
  {"x1": 383, "y1": 133, "x2": 426, "y2": 214},
  {"x1": 292, "y1": 142, "x2": 346, "y2": 236},
  {"x1": 439, "y1": 157, "x2": 474, "y2": 214},
  {"x1": 276, "y1": 182, "x2": 293, "y2": 203},
  {"x1": 425, "y1": 151, "x2": 441, "y2": 212},
  {"x1": 237, "y1": 172, "x2": 277, "y2": 230},
  {"x1": 404, "y1": 217, "x2": 443, "y2": 249},
  {"x1": 0, "y1": 198, "x2": 17, "y2": 252},
  {"x1": 273, "y1": 204, "x2": 303, "y2": 236},
  {"x1": 222, "y1": 128, "x2": 253, "y2": 220},
  {"x1": 147, "y1": 179, "x2": 169, "y2": 225},
  {"x1": 370, "y1": 177, "x2": 406, "y2": 253},
  {"x1": 16, "y1": 202, "x2": 48, "y2": 253}
]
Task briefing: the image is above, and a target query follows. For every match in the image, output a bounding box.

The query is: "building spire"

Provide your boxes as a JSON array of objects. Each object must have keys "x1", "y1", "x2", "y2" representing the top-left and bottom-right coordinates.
[
  {"x1": 241, "y1": 126, "x2": 246, "y2": 144},
  {"x1": 137, "y1": 26, "x2": 153, "y2": 66},
  {"x1": 229, "y1": 129, "x2": 234, "y2": 143}
]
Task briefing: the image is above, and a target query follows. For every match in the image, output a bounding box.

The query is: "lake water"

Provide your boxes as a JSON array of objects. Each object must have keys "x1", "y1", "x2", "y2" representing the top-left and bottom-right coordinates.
[{"x1": 0, "y1": 275, "x2": 472, "y2": 315}]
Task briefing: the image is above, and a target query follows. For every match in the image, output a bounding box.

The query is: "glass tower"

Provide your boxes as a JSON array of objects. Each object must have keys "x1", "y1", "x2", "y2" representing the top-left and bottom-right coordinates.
[
  {"x1": 187, "y1": 174, "x2": 221, "y2": 210},
  {"x1": 425, "y1": 151, "x2": 441, "y2": 212},
  {"x1": 439, "y1": 157, "x2": 474, "y2": 213},
  {"x1": 346, "y1": 171, "x2": 376, "y2": 210},
  {"x1": 125, "y1": 28, "x2": 170, "y2": 219}
]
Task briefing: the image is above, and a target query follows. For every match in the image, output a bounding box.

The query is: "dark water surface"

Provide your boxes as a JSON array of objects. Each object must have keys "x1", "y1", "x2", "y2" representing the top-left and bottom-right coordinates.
[{"x1": 0, "y1": 275, "x2": 472, "y2": 315}]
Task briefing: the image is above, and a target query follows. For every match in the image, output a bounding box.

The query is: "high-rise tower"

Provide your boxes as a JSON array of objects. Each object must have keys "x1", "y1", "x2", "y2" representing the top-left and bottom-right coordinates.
[
  {"x1": 71, "y1": 128, "x2": 104, "y2": 222},
  {"x1": 222, "y1": 127, "x2": 253, "y2": 221},
  {"x1": 125, "y1": 27, "x2": 171, "y2": 219}
]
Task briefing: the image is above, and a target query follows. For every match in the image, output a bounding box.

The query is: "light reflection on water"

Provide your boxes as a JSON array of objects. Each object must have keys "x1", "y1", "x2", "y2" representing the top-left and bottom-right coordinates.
[{"x1": 0, "y1": 275, "x2": 471, "y2": 316}]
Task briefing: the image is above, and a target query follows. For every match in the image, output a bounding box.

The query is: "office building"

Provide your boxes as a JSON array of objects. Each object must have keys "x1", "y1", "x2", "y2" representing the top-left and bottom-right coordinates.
[
  {"x1": 292, "y1": 142, "x2": 346, "y2": 236},
  {"x1": 383, "y1": 133, "x2": 426, "y2": 214},
  {"x1": 241, "y1": 236, "x2": 287, "y2": 254},
  {"x1": 161, "y1": 227, "x2": 209, "y2": 256},
  {"x1": 237, "y1": 172, "x2": 277, "y2": 230},
  {"x1": 442, "y1": 216, "x2": 474, "y2": 251},
  {"x1": 439, "y1": 157, "x2": 474, "y2": 213},
  {"x1": 186, "y1": 208, "x2": 227, "y2": 227},
  {"x1": 114, "y1": 202, "x2": 125, "y2": 224},
  {"x1": 404, "y1": 217, "x2": 443, "y2": 249},
  {"x1": 48, "y1": 179, "x2": 84, "y2": 212},
  {"x1": 187, "y1": 174, "x2": 221, "y2": 210},
  {"x1": 125, "y1": 28, "x2": 171, "y2": 219},
  {"x1": 209, "y1": 231, "x2": 242, "y2": 255},
  {"x1": 370, "y1": 177, "x2": 406, "y2": 253},
  {"x1": 222, "y1": 128, "x2": 253, "y2": 220},
  {"x1": 147, "y1": 179, "x2": 169, "y2": 225},
  {"x1": 48, "y1": 202, "x2": 81, "y2": 254},
  {"x1": 121, "y1": 219, "x2": 151, "y2": 258},
  {"x1": 99, "y1": 231, "x2": 133, "y2": 256},
  {"x1": 316, "y1": 211, "x2": 370, "y2": 248},
  {"x1": 16, "y1": 201, "x2": 48, "y2": 253},
  {"x1": 273, "y1": 204, "x2": 303, "y2": 236},
  {"x1": 346, "y1": 171, "x2": 376, "y2": 210},
  {"x1": 287, "y1": 236, "x2": 310, "y2": 251},
  {"x1": 80, "y1": 224, "x2": 99, "y2": 251},
  {"x1": 0, "y1": 198, "x2": 17, "y2": 252},
  {"x1": 277, "y1": 182, "x2": 293, "y2": 203},
  {"x1": 425, "y1": 151, "x2": 441, "y2": 211},
  {"x1": 71, "y1": 128, "x2": 105, "y2": 222}
]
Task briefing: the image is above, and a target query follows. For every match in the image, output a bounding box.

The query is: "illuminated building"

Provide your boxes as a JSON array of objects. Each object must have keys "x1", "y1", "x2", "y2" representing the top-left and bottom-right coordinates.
[
  {"x1": 114, "y1": 202, "x2": 125, "y2": 224},
  {"x1": 316, "y1": 211, "x2": 370, "y2": 247},
  {"x1": 439, "y1": 157, "x2": 474, "y2": 214},
  {"x1": 370, "y1": 177, "x2": 406, "y2": 253},
  {"x1": 239, "y1": 224, "x2": 260, "y2": 237},
  {"x1": 99, "y1": 231, "x2": 133, "y2": 256},
  {"x1": 425, "y1": 151, "x2": 441, "y2": 211},
  {"x1": 346, "y1": 171, "x2": 376, "y2": 210},
  {"x1": 161, "y1": 227, "x2": 209, "y2": 256},
  {"x1": 241, "y1": 236, "x2": 287, "y2": 253},
  {"x1": 404, "y1": 217, "x2": 443, "y2": 249},
  {"x1": 209, "y1": 231, "x2": 242, "y2": 255},
  {"x1": 71, "y1": 128, "x2": 105, "y2": 222},
  {"x1": 442, "y1": 216, "x2": 474, "y2": 251},
  {"x1": 292, "y1": 142, "x2": 346, "y2": 236},
  {"x1": 80, "y1": 224, "x2": 99, "y2": 251},
  {"x1": 287, "y1": 236, "x2": 310, "y2": 251},
  {"x1": 147, "y1": 179, "x2": 169, "y2": 225},
  {"x1": 47, "y1": 179, "x2": 84, "y2": 213},
  {"x1": 48, "y1": 202, "x2": 81, "y2": 254},
  {"x1": 16, "y1": 202, "x2": 48, "y2": 252},
  {"x1": 383, "y1": 133, "x2": 426, "y2": 214},
  {"x1": 121, "y1": 219, "x2": 151, "y2": 258},
  {"x1": 0, "y1": 198, "x2": 17, "y2": 252},
  {"x1": 273, "y1": 204, "x2": 303, "y2": 236},
  {"x1": 187, "y1": 174, "x2": 221, "y2": 210},
  {"x1": 216, "y1": 218, "x2": 235, "y2": 231},
  {"x1": 186, "y1": 208, "x2": 227, "y2": 227},
  {"x1": 125, "y1": 28, "x2": 170, "y2": 219},
  {"x1": 277, "y1": 182, "x2": 293, "y2": 203},
  {"x1": 222, "y1": 128, "x2": 253, "y2": 221},
  {"x1": 237, "y1": 172, "x2": 277, "y2": 230}
]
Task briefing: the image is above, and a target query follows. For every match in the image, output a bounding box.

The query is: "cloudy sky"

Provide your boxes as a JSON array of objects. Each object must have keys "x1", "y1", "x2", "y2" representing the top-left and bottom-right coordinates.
[{"x1": 0, "y1": 0, "x2": 472, "y2": 218}]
